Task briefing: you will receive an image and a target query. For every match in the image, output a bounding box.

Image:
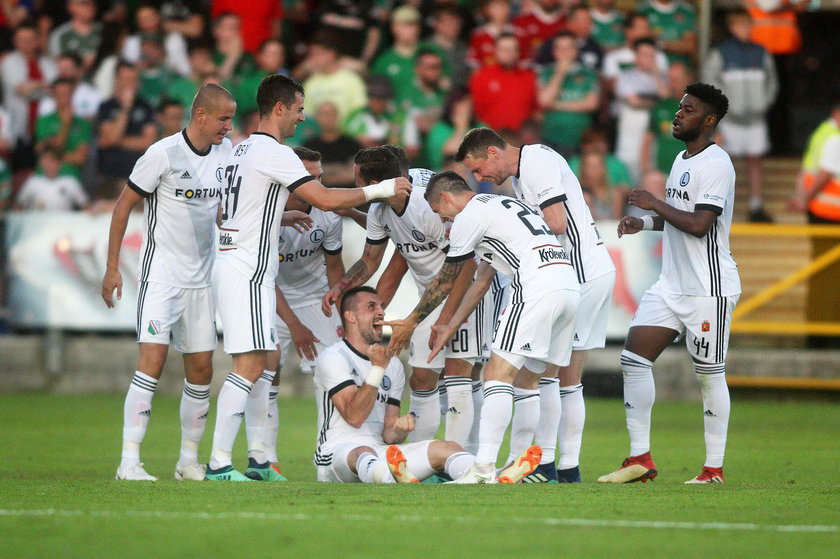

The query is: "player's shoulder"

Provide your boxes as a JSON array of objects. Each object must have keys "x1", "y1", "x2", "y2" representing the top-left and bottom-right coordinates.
[
  {"x1": 315, "y1": 341, "x2": 349, "y2": 369},
  {"x1": 699, "y1": 143, "x2": 735, "y2": 169},
  {"x1": 146, "y1": 131, "x2": 183, "y2": 155}
]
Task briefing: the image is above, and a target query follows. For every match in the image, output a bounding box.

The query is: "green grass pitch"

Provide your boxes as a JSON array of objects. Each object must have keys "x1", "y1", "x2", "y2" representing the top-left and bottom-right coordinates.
[{"x1": 0, "y1": 393, "x2": 837, "y2": 558}]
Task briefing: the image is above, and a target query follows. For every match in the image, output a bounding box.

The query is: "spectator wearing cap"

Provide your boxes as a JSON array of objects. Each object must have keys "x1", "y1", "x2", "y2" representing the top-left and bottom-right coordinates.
[
  {"x1": 469, "y1": 33, "x2": 538, "y2": 132},
  {"x1": 302, "y1": 31, "x2": 367, "y2": 124},
  {"x1": 37, "y1": 53, "x2": 102, "y2": 120},
  {"x1": 121, "y1": 2, "x2": 191, "y2": 77},
  {"x1": 49, "y1": 0, "x2": 102, "y2": 73},
  {"x1": 344, "y1": 76, "x2": 401, "y2": 148},
  {"x1": 371, "y1": 5, "x2": 423, "y2": 106},
  {"x1": 35, "y1": 77, "x2": 93, "y2": 180}
]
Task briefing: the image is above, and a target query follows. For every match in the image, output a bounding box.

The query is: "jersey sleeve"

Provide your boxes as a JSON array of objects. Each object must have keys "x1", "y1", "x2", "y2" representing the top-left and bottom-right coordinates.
[
  {"x1": 524, "y1": 148, "x2": 568, "y2": 209},
  {"x1": 323, "y1": 213, "x2": 343, "y2": 255},
  {"x1": 385, "y1": 359, "x2": 404, "y2": 407},
  {"x1": 127, "y1": 144, "x2": 168, "y2": 197},
  {"x1": 266, "y1": 145, "x2": 315, "y2": 192},
  {"x1": 314, "y1": 349, "x2": 357, "y2": 398},
  {"x1": 365, "y1": 204, "x2": 389, "y2": 244},
  {"x1": 446, "y1": 212, "x2": 484, "y2": 262},
  {"x1": 693, "y1": 157, "x2": 734, "y2": 214}
]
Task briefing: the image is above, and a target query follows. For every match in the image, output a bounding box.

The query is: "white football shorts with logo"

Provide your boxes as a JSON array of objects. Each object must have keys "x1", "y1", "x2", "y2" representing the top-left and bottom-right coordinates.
[
  {"x1": 214, "y1": 262, "x2": 276, "y2": 354},
  {"x1": 573, "y1": 271, "x2": 615, "y2": 350},
  {"x1": 136, "y1": 281, "x2": 217, "y2": 353},
  {"x1": 317, "y1": 440, "x2": 434, "y2": 482},
  {"x1": 492, "y1": 289, "x2": 580, "y2": 373},
  {"x1": 480, "y1": 276, "x2": 510, "y2": 363},
  {"x1": 409, "y1": 299, "x2": 484, "y2": 371},
  {"x1": 630, "y1": 281, "x2": 740, "y2": 363},
  {"x1": 275, "y1": 301, "x2": 342, "y2": 372},
  {"x1": 719, "y1": 119, "x2": 769, "y2": 158}
]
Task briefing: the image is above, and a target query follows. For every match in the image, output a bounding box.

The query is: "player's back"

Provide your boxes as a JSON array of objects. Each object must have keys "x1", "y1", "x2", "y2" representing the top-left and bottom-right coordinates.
[
  {"x1": 216, "y1": 132, "x2": 313, "y2": 287},
  {"x1": 512, "y1": 144, "x2": 615, "y2": 284},
  {"x1": 129, "y1": 131, "x2": 231, "y2": 288},
  {"x1": 449, "y1": 193, "x2": 580, "y2": 304}
]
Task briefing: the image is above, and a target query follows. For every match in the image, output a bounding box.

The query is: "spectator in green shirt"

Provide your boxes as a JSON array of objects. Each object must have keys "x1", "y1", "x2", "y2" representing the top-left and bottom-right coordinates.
[
  {"x1": 168, "y1": 45, "x2": 219, "y2": 113},
  {"x1": 229, "y1": 39, "x2": 288, "y2": 119},
  {"x1": 538, "y1": 32, "x2": 600, "y2": 158},
  {"x1": 371, "y1": 5, "x2": 423, "y2": 106},
  {"x1": 49, "y1": 0, "x2": 102, "y2": 73},
  {"x1": 137, "y1": 36, "x2": 178, "y2": 109},
  {"x1": 35, "y1": 78, "x2": 92, "y2": 179},
  {"x1": 590, "y1": 0, "x2": 625, "y2": 52},
  {"x1": 211, "y1": 13, "x2": 256, "y2": 83},
  {"x1": 640, "y1": 61, "x2": 692, "y2": 175},
  {"x1": 344, "y1": 75, "x2": 401, "y2": 148},
  {"x1": 569, "y1": 127, "x2": 633, "y2": 200},
  {"x1": 640, "y1": 0, "x2": 697, "y2": 65}
]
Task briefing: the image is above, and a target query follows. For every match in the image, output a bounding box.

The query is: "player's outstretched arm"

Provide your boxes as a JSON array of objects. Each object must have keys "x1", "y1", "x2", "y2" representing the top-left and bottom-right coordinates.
[
  {"x1": 383, "y1": 259, "x2": 465, "y2": 354},
  {"x1": 294, "y1": 176, "x2": 411, "y2": 212},
  {"x1": 432, "y1": 257, "x2": 478, "y2": 346},
  {"x1": 333, "y1": 207, "x2": 368, "y2": 230},
  {"x1": 375, "y1": 251, "x2": 409, "y2": 309},
  {"x1": 101, "y1": 185, "x2": 144, "y2": 308},
  {"x1": 626, "y1": 187, "x2": 717, "y2": 238},
  {"x1": 322, "y1": 241, "x2": 388, "y2": 316}
]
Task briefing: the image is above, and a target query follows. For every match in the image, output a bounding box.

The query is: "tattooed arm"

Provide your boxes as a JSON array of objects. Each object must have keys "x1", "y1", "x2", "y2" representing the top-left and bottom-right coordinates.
[{"x1": 321, "y1": 241, "x2": 388, "y2": 316}]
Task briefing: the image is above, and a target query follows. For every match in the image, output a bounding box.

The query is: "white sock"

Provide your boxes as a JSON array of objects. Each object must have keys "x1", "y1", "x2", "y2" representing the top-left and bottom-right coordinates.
[
  {"x1": 356, "y1": 452, "x2": 395, "y2": 483},
  {"x1": 476, "y1": 381, "x2": 514, "y2": 465},
  {"x1": 209, "y1": 373, "x2": 253, "y2": 470},
  {"x1": 410, "y1": 387, "x2": 440, "y2": 441},
  {"x1": 438, "y1": 378, "x2": 448, "y2": 416},
  {"x1": 444, "y1": 451, "x2": 476, "y2": 480},
  {"x1": 535, "y1": 377, "x2": 561, "y2": 465},
  {"x1": 466, "y1": 380, "x2": 483, "y2": 455},
  {"x1": 443, "y1": 376, "x2": 474, "y2": 447},
  {"x1": 506, "y1": 387, "x2": 540, "y2": 464},
  {"x1": 621, "y1": 350, "x2": 655, "y2": 457},
  {"x1": 265, "y1": 386, "x2": 280, "y2": 463},
  {"x1": 178, "y1": 381, "x2": 210, "y2": 467},
  {"x1": 245, "y1": 370, "x2": 275, "y2": 464},
  {"x1": 695, "y1": 363, "x2": 729, "y2": 468},
  {"x1": 558, "y1": 383, "x2": 585, "y2": 470},
  {"x1": 121, "y1": 371, "x2": 158, "y2": 467}
]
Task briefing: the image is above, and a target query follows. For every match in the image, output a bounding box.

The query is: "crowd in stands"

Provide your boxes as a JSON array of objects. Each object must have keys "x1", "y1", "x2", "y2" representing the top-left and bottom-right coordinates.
[{"x1": 0, "y1": 0, "x2": 809, "y2": 221}]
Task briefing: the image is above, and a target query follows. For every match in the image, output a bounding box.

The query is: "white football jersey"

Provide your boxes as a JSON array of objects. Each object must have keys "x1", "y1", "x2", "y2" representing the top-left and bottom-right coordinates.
[
  {"x1": 660, "y1": 144, "x2": 741, "y2": 297},
  {"x1": 447, "y1": 194, "x2": 580, "y2": 304},
  {"x1": 408, "y1": 167, "x2": 434, "y2": 188},
  {"x1": 366, "y1": 186, "x2": 449, "y2": 294},
  {"x1": 216, "y1": 132, "x2": 314, "y2": 287},
  {"x1": 511, "y1": 144, "x2": 615, "y2": 284},
  {"x1": 276, "y1": 207, "x2": 343, "y2": 308},
  {"x1": 128, "y1": 130, "x2": 231, "y2": 288},
  {"x1": 313, "y1": 339, "x2": 405, "y2": 464}
]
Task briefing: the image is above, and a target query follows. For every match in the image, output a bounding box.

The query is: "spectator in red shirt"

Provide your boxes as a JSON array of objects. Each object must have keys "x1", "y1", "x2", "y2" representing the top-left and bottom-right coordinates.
[
  {"x1": 513, "y1": 0, "x2": 567, "y2": 61},
  {"x1": 469, "y1": 33, "x2": 538, "y2": 131},
  {"x1": 468, "y1": 0, "x2": 529, "y2": 69},
  {"x1": 210, "y1": 0, "x2": 282, "y2": 55}
]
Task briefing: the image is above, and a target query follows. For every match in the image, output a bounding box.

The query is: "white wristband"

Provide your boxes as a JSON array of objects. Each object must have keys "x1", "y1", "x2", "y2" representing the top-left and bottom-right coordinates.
[
  {"x1": 641, "y1": 215, "x2": 655, "y2": 230},
  {"x1": 362, "y1": 178, "x2": 396, "y2": 202},
  {"x1": 365, "y1": 365, "x2": 386, "y2": 388}
]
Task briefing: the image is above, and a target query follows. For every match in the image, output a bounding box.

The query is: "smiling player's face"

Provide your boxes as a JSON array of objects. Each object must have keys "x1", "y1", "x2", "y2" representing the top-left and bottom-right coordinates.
[
  {"x1": 280, "y1": 92, "x2": 305, "y2": 138},
  {"x1": 349, "y1": 293, "x2": 386, "y2": 344}
]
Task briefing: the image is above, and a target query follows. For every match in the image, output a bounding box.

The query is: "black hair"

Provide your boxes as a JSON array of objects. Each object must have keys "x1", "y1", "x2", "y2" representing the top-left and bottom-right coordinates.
[
  {"x1": 454, "y1": 127, "x2": 506, "y2": 162},
  {"x1": 293, "y1": 146, "x2": 322, "y2": 162},
  {"x1": 354, "y1": 147, "x2": 402, "y2": 184},
  {"x1": 381, "y1": 144, "x2": 409, "y2": 176},
  {"x1": 685, "y1": 82, "x2": 729, "y2": 123},
  {"x1": 256, "y1": 74, "x2": 304, "y2": 118},
  {"x1": 425, "y1": 170, "x2": 471, "y2": 201},
  {"x1": 339, "y1": 286, "x2": 378, "y2": 326},
  {"x1": 632, "y1": 37, "x2": 657, "y2": 50}
]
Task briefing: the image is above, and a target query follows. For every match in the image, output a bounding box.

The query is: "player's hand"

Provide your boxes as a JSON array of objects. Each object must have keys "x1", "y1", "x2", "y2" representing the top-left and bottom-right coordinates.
[
  {"x1": 381, "y1": 318, "x2": 417, "y2": 354},
  {"x1": 281, "y1": 210, "x2": 314, "y2": 233},
  {"x1": 101, "y1": 268, "x2": 123, "y2": 308},
  {"x1": 428, "y1": 323, "x2": 456, "y2": 363},
  {"x1": 393, "y1": 413, "x2": 416, "y2": 434},
  {"x1": 322, "y1": 286, "x2": 341, "y2": 317},
  {"x1": 627, "y1": 188, "x2": 657, "y2": 210},
  {"x1": 366, "y1": 343, "x2": 392, "y2": 368},
  {"x1": 393, "y1": 176, "x2": 412, "y2": 200},
  {"x1": 290, "y1": 321, "x2": 320, "y2": 362},
  {"x1": 617, "y1": 216, "x2": 643, "y2": 238}
]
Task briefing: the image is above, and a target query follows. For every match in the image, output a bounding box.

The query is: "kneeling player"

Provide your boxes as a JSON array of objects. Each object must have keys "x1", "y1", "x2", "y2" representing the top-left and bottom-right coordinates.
[{"x1": 313, "y1": 286, "x2": 536, "y2": 483}]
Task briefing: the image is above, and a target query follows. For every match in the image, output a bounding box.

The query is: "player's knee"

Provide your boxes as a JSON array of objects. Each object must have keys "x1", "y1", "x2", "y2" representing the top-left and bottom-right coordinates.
[
  {"x1": 409, "y1": 369, "x2": 439, "y2": 391},
  {"x1": 429, "y1": 440, "x2": 463, "y2": 470}
]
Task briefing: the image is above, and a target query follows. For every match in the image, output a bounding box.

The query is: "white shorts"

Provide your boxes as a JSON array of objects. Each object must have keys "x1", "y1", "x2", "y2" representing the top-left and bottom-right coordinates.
[
  {"x1": 275, "y1": 301, "x2": 342, "y2": 372},
  {"x1": 409, "y1": 300, "x2": 483, "y2": 371},
  {"x1": 136, "y1": 281, "x2": 216, "y2": 353},
  {"x1": 316, "y1": 440, "x2": 434, "y2": 482},
  {"x1": 631, "y1": 281, "x2": 740, "y2": 363},
  {"x1": 492, "y1": 289, "x2": 580, "y2": 370},
  {"x1": 574, "y1": 271, "x2": 615, "y2": 350},
  {"x1": 719, "y1": 120, "x2": 769, "y2": 157},
  {"x1": 214, "y1": 263, "x2": 276, "y2": 354},
  {"x1": 481, "y1": 274, "x2": 511, "y2": 363}
]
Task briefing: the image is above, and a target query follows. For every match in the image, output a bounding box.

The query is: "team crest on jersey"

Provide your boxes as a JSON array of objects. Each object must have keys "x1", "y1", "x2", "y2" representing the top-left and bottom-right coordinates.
[
  {"x1": 215, "y1": 167, "x2": 223, "y2": 182},
  {"x1": 680, "y1": 172, "x2": 690, "y2": 186},
  {"x1": 147, "y1": 320, "x2": 162, "y2": 335},
  {"x1": 310, "y1": 229, "x2": 325, "y2": 243},
  {"x1": 381, "y1": 375, "x2": 392, "y2": 390},
  {"x1": 701, "y1": 320, "x2": 710, "y2": 332},
  {"x1": 411, "y1": 230, "x2": 426, "y2": 243}
]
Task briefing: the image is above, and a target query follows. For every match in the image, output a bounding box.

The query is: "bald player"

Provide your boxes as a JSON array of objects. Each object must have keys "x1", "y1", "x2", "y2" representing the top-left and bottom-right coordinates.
[{"x1": 103, "y1": 84, "x2": 237, "y2": 481}]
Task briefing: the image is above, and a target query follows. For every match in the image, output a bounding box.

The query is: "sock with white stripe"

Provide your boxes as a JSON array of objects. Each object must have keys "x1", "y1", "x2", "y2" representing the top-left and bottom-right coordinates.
[
  {"x1": 466, "y1": 380, "x2": 483, "y2": 455},
  {"x1": 438, "y1": 378, "x2": 448, "y2": 416},
  {"x1": 444, "y1": 451, "x2": 476, "y2": 480},
  {"x1": 534, "y1": 377, "x2": 561, "y2": 465},
  {"x1": 621, "y1": 350, "x2": 655, "y2": 457},
  {"x1": 443, "y1": 376, "x2": 474, "y2": 447},
  {"x1": 178, "y1": 381, "x2": 210, "y2": 468},
  {"x1": 120, "y1": 371, "x2": 157, "y2": 468},
  {"x1": 265, "y1": 386, "x2": 280, "y2": 463},
  {"x1": 506, "y1": 387, "x2": 540, "y2": 464},
  {"x1": 558, "y1": 383, "x2": 585, "y2": 469},
  {"x1": 476, "y1": 381, "x2": 514, "y2": 466},
  {"x1": 210, "y1": 373, "x2": 253, "y2": 470},
  {"x1": 356, "y1": 452, "x2": 395, "y2": 484},
  {"x1": 410, "y1": 387, "x2": 440, "y2": 441},
  {"x1": 695, "y1": 362, "x2": 729, "y2": 468},
  {"x1": 245, "y1": 370, "x2": 275, "y2": 464}
]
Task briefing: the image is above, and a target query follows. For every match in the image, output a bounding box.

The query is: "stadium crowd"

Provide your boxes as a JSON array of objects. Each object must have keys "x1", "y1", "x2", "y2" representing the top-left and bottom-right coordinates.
[{"x1": 0, "y1": 0, "x2": 814, "y2": 221}]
